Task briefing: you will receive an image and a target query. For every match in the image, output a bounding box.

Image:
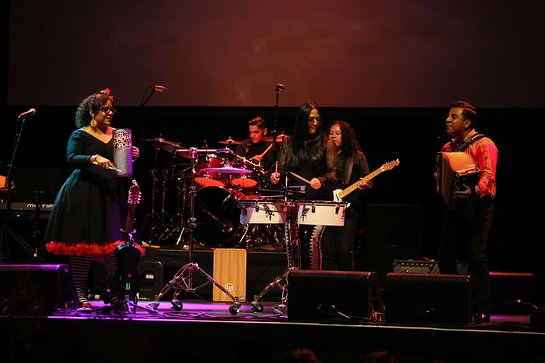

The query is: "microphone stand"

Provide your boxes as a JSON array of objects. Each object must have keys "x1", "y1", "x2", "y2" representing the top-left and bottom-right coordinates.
[
  {"x1": 1, "y1": 113, "x2": 34, "y2": 263},
  {"x1": 250, "y1": 85, "x2": 297, "y2": 314},
  {"x1": 148, "y1": 147, "x2": 243, "y2": 315},
  {"x1": 139, "y1": 86, "x2": 157, "y2": 108},
  {"x1": 271, "y1": 84, "x2": 284, "y2": 170}
]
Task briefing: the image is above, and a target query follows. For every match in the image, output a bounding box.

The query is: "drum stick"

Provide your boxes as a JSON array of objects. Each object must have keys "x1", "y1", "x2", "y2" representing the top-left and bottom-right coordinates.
[
  {"x1": 290, "y1": 172, "x2": 312, "y2": 185},
  {"x1": 258, "y1": 143, "x2": 273, "y2": 158},
  {"x1": 249, "y1": 143, "x2": 273, "y2": 167}
]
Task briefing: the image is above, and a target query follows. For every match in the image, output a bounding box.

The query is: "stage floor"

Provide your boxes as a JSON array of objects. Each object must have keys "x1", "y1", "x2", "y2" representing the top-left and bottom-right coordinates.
[{"x1": 2, "y1": 297, "x2": 544, "y2": 363}]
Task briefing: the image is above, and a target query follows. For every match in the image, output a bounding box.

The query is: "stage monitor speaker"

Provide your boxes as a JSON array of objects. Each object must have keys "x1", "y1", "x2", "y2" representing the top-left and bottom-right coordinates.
[
  {"x1": 384, "y1": 273, "x2": 477, "y2": 324},
  {"x1": 287, "y1": 270, "x2": 381, "y2": 322},
  {"x1": 0, "y1": 264, "x2": 76, "y2": 315},
  {"x1": 490, "y1": 272, "x2": 535, "y2": 314}
]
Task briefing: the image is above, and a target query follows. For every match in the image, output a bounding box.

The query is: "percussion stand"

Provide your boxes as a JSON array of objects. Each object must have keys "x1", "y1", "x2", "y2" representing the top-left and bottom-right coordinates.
[
  {"x1": 148, "y1": 147, "x2": 242, "y2": 315},
  {"x1": 250, "y1": 174, "x2": 299, "y2": 314},
  {"x1": 173, "y1": 167, "x2": 190, "y2": 247}
]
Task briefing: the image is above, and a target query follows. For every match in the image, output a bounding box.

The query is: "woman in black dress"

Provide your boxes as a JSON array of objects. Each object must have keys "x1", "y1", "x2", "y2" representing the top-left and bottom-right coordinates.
[
  {"x1": 270, "y1": 102, "x2": 339, "y2": 269},
  {"x1": 45, "y1": 88, "x2": 141, "y2": 310}
]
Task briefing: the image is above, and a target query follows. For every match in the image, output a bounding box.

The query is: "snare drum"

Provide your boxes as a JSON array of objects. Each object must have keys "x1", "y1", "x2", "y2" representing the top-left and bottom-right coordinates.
[
  {"x1": 296, "y1": 200, "x2": 347, "y2": 226},
  {"x1": 238, "y1": 199, "x2": 288, "y2": 224}
]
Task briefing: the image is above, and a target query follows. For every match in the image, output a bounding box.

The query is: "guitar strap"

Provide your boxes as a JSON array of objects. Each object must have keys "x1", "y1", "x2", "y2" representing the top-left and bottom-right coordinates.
[
  {"x1": 344, "y1": 155, "x2": 354, "y2": 185},
  {"x1": 453, "y1": 133, "x2": 487, "y2": 152}
]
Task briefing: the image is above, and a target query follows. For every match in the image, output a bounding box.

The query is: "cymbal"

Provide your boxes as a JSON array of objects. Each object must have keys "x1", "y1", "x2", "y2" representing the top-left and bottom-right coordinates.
[
  {"x1": 218, "y1": 137, "x2": 243, "y2": 145},
  {"x1": 175, "y1": 150, "x2": 192, "y2": 159},
  {"x1": 200, "y1": 166, "x2": 252, "y2": 174},
  {"x1": 141, "y1": 137, "x2": 183, "y2": 153},
  {"x1": 264, "y1": 133, "x2": 289, "y2": 143}
]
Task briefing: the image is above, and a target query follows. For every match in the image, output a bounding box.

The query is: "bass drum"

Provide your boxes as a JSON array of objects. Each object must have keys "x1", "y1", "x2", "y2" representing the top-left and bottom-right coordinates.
[{"x1": 193, "y1": 186, "x2": 245, "y2": 248}]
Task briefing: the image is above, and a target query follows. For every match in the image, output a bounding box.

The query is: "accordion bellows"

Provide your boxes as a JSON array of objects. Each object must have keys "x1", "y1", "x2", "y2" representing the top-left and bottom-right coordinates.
[{"x1": 436, "y1": 152, "x2": 480, "y2": 205}]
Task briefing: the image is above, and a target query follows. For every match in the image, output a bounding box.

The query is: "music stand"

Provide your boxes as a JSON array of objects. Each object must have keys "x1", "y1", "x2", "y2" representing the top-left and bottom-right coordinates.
[{"x1": 148, "y1": 147, "x2": 243, "y2": 315}]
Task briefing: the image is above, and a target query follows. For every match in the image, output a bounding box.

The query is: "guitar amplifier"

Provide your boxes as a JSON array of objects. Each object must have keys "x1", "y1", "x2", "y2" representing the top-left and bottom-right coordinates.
[
  {"x1": 393, "y1": 259, "x2": 439, "y2": 274},
  {"x1": 435, "y1": 152, "x2": 480, "y2": 205},
  {"x1": 393, "y1": 259, "x2": 468, "y2": 274}
]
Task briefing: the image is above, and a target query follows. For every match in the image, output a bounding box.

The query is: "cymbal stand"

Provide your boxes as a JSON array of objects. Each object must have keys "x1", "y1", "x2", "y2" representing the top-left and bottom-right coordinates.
[
  {"x1": 174, "y1": 168, "x2": 189, "y2": 247},
  {"x1": 149, "y1": 147, "x2": 243, "y2": 315},
  {"x1": 251, "y1": 174, "x2": 299, "y2": 314}
]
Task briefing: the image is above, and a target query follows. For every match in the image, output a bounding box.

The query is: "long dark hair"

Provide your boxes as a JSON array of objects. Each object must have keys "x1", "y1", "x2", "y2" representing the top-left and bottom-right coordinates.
[
  {"x1": 286, "y1": 102, "x2": 328, "y2": 168},
  {"x1": 74, "y1": 88, "x2": 114, "y2": 128},
  {"x1": 329, "y1": 120, "x2": 362, "y2": 155}
]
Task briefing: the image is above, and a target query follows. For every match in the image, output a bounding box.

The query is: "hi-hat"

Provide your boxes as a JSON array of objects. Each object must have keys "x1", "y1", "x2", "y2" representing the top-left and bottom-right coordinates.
[
  {"x1": 200, "y1": 166, "x2": 252, "y2": 174},
  {"x1": 218, "y1": 137, "x2": 242, "y2": 145},
  {"x1": 141, "y1": 137, "x2": 183, "y2": 154},
  {"x1": 175, "y1": 150, "x2": 192, "y2": 159},
  {"x1": 264, "y1": 133, "x2": 289, "y2": 143}
]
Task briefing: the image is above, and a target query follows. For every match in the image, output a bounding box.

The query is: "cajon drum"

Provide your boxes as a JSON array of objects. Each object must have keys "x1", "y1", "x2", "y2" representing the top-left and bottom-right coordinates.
[{"x1": 213, "y1": 248, "x2": 247, "y2": 302}]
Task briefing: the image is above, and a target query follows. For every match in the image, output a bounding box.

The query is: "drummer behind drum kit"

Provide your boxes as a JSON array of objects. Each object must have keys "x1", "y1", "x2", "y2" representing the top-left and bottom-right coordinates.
[
  {"x1": 139, "y1": 136, "x2": 284, "y2": 250},
  {"x1": 139, "y1": 135, "x2": 351, "y2": 255}
]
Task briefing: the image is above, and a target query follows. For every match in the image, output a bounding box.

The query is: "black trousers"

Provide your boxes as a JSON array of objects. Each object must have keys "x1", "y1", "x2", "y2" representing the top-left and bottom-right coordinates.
[
  {"x1": 438, "y1": 198, "x2": 494, "y2": 313},
  {"x1": 320, "y1": 208, "x2": 360, "y2": 271}
]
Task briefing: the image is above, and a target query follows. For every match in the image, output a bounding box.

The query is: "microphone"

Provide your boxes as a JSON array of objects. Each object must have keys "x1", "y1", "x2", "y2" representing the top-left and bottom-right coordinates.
[
  {"x1": 275, "y1": 83, "x2": 285, "y2": 90},
  {"x1": 18, "y1": 108, "x2": 37, "y2": 118},
  {"x1": 152, "y1": 85, "x2": 168, "y2": 93}
]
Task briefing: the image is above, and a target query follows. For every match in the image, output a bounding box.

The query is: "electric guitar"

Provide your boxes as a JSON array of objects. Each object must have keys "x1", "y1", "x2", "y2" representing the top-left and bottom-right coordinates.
[
  {"x1": 111, "y1": 180, "x2": 142, "y2": 301},
  {"x1": 333, "y1": 159, "x2": 400, "y2": 204}
]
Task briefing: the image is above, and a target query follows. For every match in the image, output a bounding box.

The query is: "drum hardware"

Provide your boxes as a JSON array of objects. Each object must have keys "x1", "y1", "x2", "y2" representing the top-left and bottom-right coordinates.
[
  {"x1": 217, "y1": 137, "x2": 243, "y2": 145},
  {"x1": 180, "y1": 147, "x2": 233, "y2": 189},
  {"x1": 200, "y1": 166, "x2": 252, "y2": 174},
  {"x1": 264, "y1": 132, "x2": 289, "y2": 143},
  {"x1": 248, "y1": 83, "x2": 297, "y2": 313},
  {"x1": 140, "y1": 137, "x2": 183, "y2": 154},
  {"x1": 140, "y1": 138, "x2": 188, "y2": 247},
  {"x1": 248, "y1": 176, "x2": 301, "y2": 313},
  {"x1": 149, "y1": 147, "x2": 243, "y2": 315}
]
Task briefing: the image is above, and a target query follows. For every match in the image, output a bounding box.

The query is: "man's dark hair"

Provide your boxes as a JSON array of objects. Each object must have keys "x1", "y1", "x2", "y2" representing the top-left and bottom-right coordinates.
[
  {"x1": 451, "y1": 100, "x2": 477, "y2": 128},
  {"x1": 248, "y1": 116, "x2": 267, "y2": 129}
]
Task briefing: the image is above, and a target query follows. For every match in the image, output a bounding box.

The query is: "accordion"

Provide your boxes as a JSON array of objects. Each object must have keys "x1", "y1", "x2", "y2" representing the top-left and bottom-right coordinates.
[{"x1": 436, "y1": 152, "x2": 480, "y2": 205}]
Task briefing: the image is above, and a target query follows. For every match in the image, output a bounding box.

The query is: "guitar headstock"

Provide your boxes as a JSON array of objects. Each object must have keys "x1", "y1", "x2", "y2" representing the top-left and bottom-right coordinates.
[
  {"x1": 128, "y1": 179, "x2": 141, "y2": 206},
  {"x1": 381, "y1": 159, "x2": 400, "y2": 171}
]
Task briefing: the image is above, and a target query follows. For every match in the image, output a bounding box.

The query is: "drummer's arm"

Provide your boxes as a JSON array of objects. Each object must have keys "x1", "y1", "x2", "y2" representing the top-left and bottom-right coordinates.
[{"x1": 269, "y1": 143, "x2": 287, "y2": 185}]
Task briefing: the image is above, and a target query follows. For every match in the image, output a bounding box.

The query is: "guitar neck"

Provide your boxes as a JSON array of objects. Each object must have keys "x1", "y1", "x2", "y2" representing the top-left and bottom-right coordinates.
[
  {"x1": 338, "y1": 167, "x2": 384, "y2": 199},
  {"x1": 125, "y1": 205, "x2": 136, "y2": 234}
]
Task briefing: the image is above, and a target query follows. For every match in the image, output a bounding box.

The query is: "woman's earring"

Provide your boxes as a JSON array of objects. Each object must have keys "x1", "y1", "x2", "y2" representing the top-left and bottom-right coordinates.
[{"x1": 90, "y1": 118, "x2": 97, "y2": 128}]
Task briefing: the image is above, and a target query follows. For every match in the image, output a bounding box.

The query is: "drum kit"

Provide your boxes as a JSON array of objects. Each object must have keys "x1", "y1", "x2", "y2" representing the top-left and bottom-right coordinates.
[
  {"x1": 140, "y1": 136, "x2": 349, "y2": 313},
  {"x1": 139, "y1": 135, "x2": 349, "y2": 251},
  {"x1": 139, "y1": 136, "x2": 283, "y2": 249}
]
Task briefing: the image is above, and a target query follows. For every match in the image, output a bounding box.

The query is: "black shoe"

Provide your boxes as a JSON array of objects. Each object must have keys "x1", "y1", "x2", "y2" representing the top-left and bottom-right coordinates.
[{"x1": 103, "y1": 289, "x2": 111, "y2": 304}]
